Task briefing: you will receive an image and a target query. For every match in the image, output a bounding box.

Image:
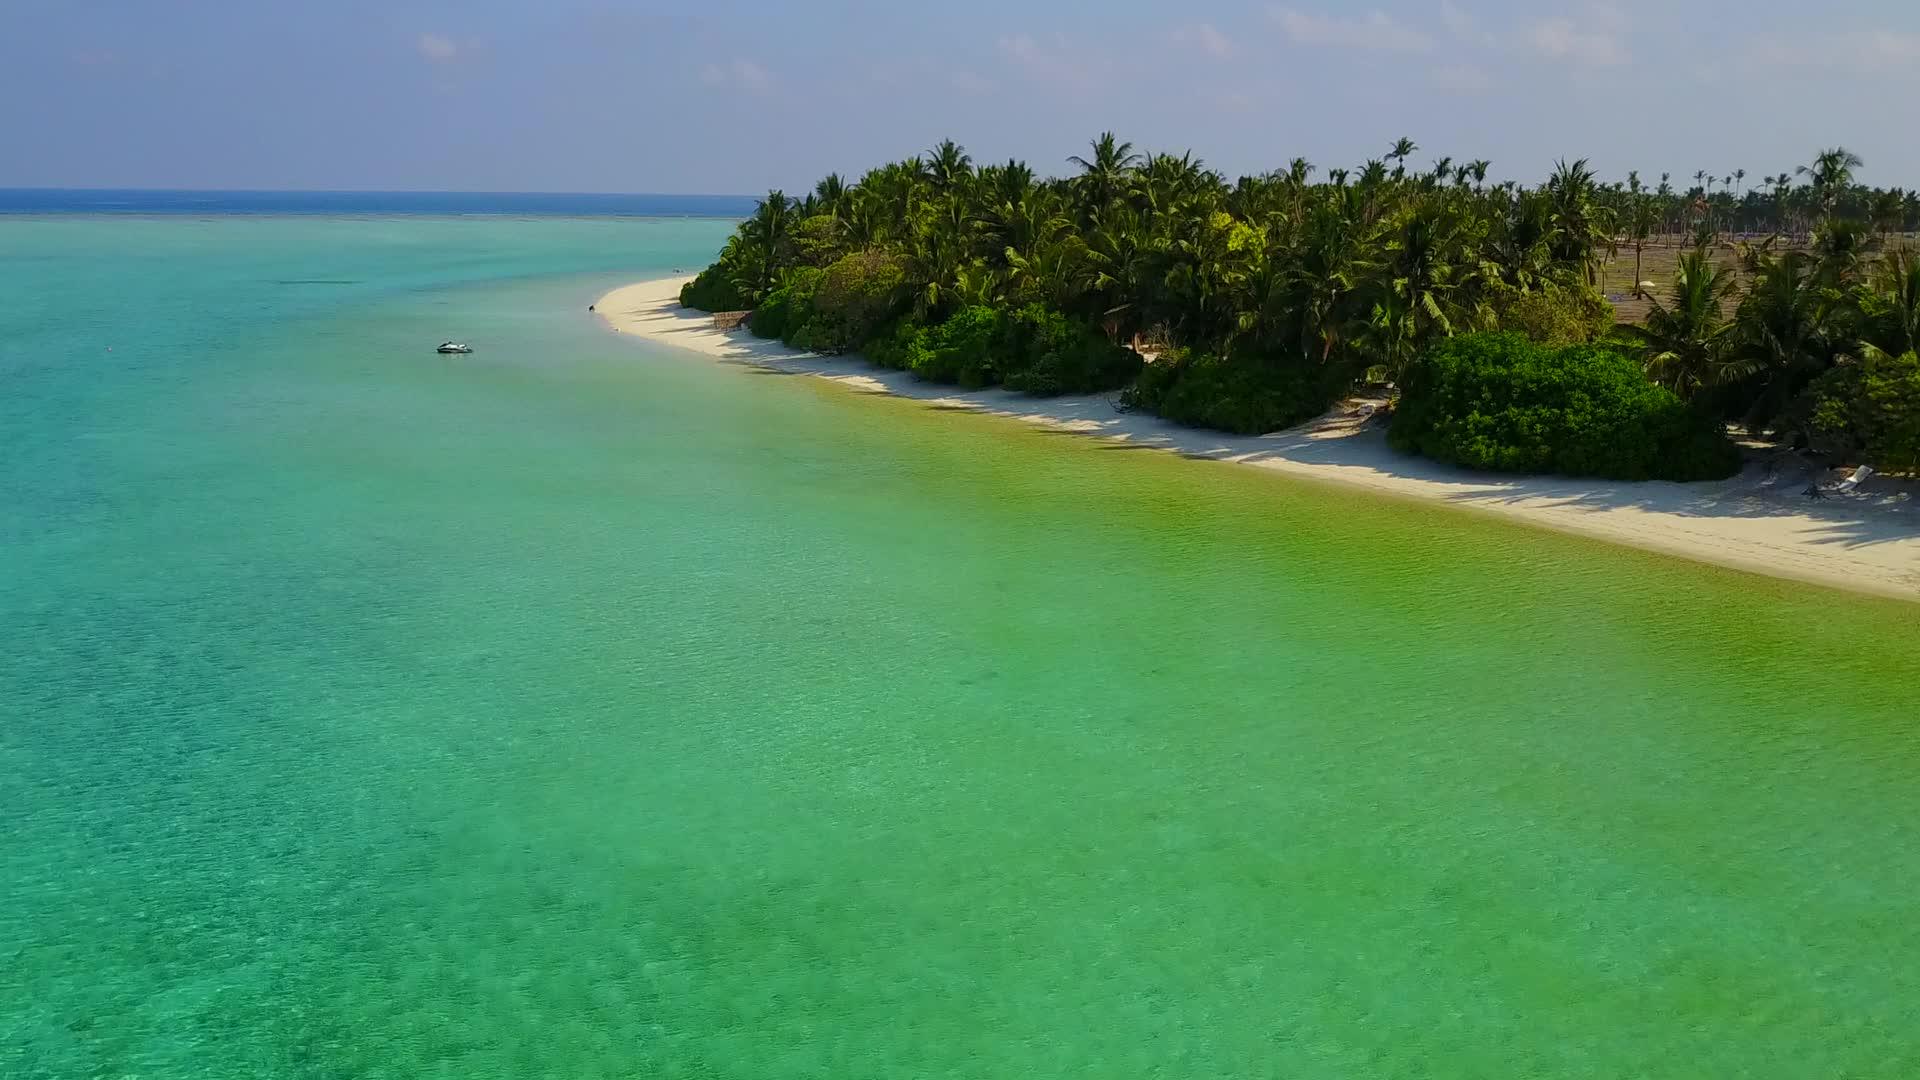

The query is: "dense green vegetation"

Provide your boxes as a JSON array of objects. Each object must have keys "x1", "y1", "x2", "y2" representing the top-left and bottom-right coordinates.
[
  {"x1": 685, "y1": 136, "x2": 1920, "y2": 476},
  {"x1": 1391, "y1": 334, "x2": 1740, "y2": 481},
  {"x1": 1808, "y1": 347, "x2": 1920, "y2": 474},
  {"x1": 678, "y1": 264, "x2": 750, "y2": 313},
  {"x1": 1604, "y1": 149, "x2": 1919, "y2": 242}
]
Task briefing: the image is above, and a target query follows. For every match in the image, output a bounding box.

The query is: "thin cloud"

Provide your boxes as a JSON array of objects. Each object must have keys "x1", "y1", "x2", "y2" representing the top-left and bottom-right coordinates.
[
  {"x1": 1271, "y1": 8, "x2": 1434, "y2": 53},
  {"x1": 1432, "y1": 63, "x2": 1494, "y2": 93},
  {"x1": 1173, "y1": 23, "x2": 1236, "y2": 58},
  {"x1": 700, "y1": 58, "x2": 773, "y2": 92},
  {"x1": 996, "y1": 33, "x2": 1101, "y2": 92},
  {"x1": 417, "y1": 34, "x2": 460, "y2": 63},
  {"x1": 1524, "y1": 17, "x2": 1629, "y2": 66},
  {"x1": 950, "y1": 70, "x2": 995, "y2": 95},
  {"x1": 1746, "y1": 29, "x2": 1920, "y2": 72},
  {"x1": 1439, "y1": 1, "x2": 1498, "y2": 48}
]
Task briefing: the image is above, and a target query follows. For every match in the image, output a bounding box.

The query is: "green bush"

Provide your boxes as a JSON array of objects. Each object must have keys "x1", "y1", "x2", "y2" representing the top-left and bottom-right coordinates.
[
  {"x1": 795, "y1": 250, "x2": 909, "y2": 353},
  {"x1": 679, "y1": 264, "x2": 748, "y2": 312},
  {"x1": 1807, "y1": 349, "x2": 1920, "y2": 475},
  {"x1": 867, "y1": 306, "x2": 1139, "y2": 394},
  {"x1": 1390, "y1": 332, "x2": 1740, "y2": 481},
  {"x1": 1123, "y1": 349, "x2": 1342, "y2": 435},
  {"x1": 1000, "y1": 305, "x2": 1143, "y2": 395},
  {"x1": 749, "y1": 268, "x2": 822, "y2": 341},
  {"x1": 909, "y1": 307, "x2": 1005, "y2": 387},
  {"x1": 863, "y1": 318, "x2": 924, "y2": 370},
  {"x1": 789, "y1": 215, "x2": 847, "y2": 269},
  {"x1": 1490, "y1": 284, "x2": 1616, "y2": 346}
]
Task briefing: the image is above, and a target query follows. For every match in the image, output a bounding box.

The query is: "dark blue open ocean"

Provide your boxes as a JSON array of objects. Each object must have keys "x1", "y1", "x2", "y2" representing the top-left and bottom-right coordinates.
[{"x1": 0, "y1": 188, "x2": 756, "y2": 217}]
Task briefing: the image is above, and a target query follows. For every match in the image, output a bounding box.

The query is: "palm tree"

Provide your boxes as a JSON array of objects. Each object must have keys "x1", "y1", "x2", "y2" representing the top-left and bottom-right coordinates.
[
  {"x1": 905, "y1": 193, "x2": 981, "y2": 319},
  {"x1": 985, "y1": 158, "x2": 1036, "y2": 209},
  {"x1": 1488, "y1": 190, "x2": 1558, "y2": 291},
  {"x1": 1869, "y1": 189, "x2": 1907, "y2": 239},
  {"x1": 685, "y1": 135, "x2": 1920, "y2": 453},
  {"x1": 1766, "y1": 174, "x2": 1792, "y2": 234},
  {"x1": 1625, "y1": 171, "x2": 1654, "y2": 297},
  {"x1": 1724, "y1": 249, "x2": 1844, "y2": 428},
  {"x1": 813, "y1": 173, "x2": 849, "y2": 218},
  {"x1": 733, "y1": 190, "x2": 796, "y2": 300},
  {"x1": 1274, "y1": 197, "x2": 1377, "y2": 365},
  {"x1": 1798, "y1": 147, "x2": 1864, "y2": 222},
  {"x1": 927, "y1": 140, "x2": 974, "y2": 193},
  {"x1": 1621, "y1": 247, "x2": 1736, "y2": 400},
  {"x1": 1372, "y1": 201, "x2": 1485, "y2": 379},
  {"x1": 1546, "y1": 158, "x2": 1613, "y2": 285},
  {"x1": 1387, "y1": 137, "x2": 1418, "y2": 181},
  {"x1": 1860, "y1": 248, "x2": 1920, "y2": 357},
  {"x1": 1068, "y1": 132, "x2": 1142, "y2": 217},
  {"x1": 1811, "y1": 217, "x2": 1875, "y2": 285},
  {"x1": 1081, "y1": 203, "x2": 1153, "y2": 340}
]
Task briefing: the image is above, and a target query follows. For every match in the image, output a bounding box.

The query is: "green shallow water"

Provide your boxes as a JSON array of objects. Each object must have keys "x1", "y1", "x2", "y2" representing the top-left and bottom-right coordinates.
[{"x1": 3, "y1": 217, "x2": 1919, "y2": 1078}]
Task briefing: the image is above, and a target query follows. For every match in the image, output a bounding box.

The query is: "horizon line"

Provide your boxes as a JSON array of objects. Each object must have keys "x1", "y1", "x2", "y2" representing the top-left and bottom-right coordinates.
[{"x1": 0, "y1": 186, "x2": 758, "y2": 199}]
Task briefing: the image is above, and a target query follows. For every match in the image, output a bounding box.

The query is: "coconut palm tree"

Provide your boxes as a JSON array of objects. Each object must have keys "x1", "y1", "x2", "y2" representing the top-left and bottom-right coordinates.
[
  {"x1": 985, "y1": 159, "x2": 1035, "y2": 209},
  {"x1": 1374, "y1": 201, "x2": 1486, "y2": 376},
  {"x1": 1621, "y1": 248, "x2": 1736, "y2": 400},
  {"x1": 1860, "y1": 248, "x2": 1920, "y2": 356},
  {"x1": 1870, "y1": 189, "x2": 1907, "y2": 239},
  {"x1": 732, "y1": 190, "x2": 797, "y2": 300},
  {"x1": 1081, "y1": 203, "x2": 1155, "y2": 340},
  {"x1": 1798, "y1": 147, "x2": 1864, "y2": 221},
  {"x1": 813, "y1": 173, "x2": 849, "y2": 218},
  {"x1": 1277, "y1": 196, "x2": 1378, "y2": 364},
  {"x1": 1068, "y1": 133, "x2": 1142, "y2": 217},
  {"x1": 681, "y1": 134, "x2": 1920, "y2": 454},
  {"x1": 1724, "y1": 249, "x2": 1846, "y2": 427},
  {"x1": 926, "y1": 140, "x2": 974, "y2": 193},
  {"x1": 1488, "y1": 190, "x2": 1558, "y2": 291},
  {"x1": 1387, "y1": 137, "x2": 1418, "y2": 181},
  {"x1": 1811, "y1": 217, "x2": 1876, "y2": 285},
  {"x1": 1625, "y1": 172, "x2": 1655, "y2": 297},
  {"x1": 1546, "y1": 159, "x2": 1614, "y2": 285}
]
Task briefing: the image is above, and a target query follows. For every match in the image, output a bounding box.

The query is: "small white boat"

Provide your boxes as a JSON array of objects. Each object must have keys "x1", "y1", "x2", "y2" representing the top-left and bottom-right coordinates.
[{"x1": 436, "y1": 341, "x2": 473, "y2": 355}]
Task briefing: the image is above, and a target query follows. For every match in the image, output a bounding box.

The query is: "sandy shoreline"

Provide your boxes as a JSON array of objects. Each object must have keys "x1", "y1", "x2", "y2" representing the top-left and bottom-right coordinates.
[{"x1": 597, "y1": 276, "x2": 1920, "y2": 602}]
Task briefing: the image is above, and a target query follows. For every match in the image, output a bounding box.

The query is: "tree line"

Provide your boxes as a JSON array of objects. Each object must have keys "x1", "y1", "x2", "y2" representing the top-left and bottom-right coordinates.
[{"x1": 680, "y1": 136, "x2": 1920, "y2": 477}]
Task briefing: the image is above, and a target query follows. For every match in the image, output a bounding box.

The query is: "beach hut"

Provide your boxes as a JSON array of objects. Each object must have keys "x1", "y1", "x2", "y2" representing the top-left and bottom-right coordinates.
[{"x1": 711, "y1": 310, "x2": 752, "y2": 332}]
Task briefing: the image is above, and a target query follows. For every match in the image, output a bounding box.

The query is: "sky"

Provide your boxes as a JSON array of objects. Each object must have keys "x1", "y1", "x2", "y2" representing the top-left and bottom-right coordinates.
[{"x1": 6, "y1": 0, "x2": 1919, "y2": 194}]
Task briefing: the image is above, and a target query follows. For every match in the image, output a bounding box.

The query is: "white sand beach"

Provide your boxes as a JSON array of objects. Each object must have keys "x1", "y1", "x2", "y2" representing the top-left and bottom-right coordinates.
[{"x1": 598, "y1": 276, "x2": 1920, "y2": 602}]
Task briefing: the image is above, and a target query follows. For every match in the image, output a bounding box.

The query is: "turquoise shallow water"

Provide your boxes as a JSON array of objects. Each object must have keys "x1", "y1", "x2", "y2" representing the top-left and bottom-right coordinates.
[{"x1": 4, "y1": 216, "x2": 1919, "y2": 1078}]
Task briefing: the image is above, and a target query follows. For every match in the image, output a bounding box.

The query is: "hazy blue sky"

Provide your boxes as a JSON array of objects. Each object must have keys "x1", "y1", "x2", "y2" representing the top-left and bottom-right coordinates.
[{"x1": 6, "y1": 0, "x2": 1918, "y2": 193}]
